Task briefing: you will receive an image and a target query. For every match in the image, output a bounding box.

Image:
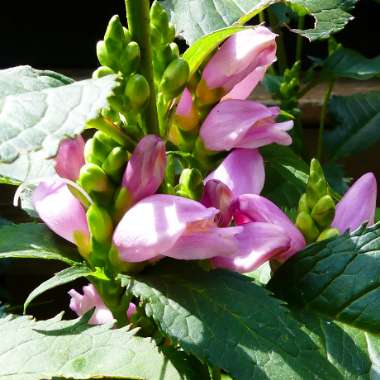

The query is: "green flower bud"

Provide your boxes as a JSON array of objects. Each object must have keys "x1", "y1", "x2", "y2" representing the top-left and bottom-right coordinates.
[
  {"x1": 311, "y1": 194, "x2": 335, "y2": 228},
  {"x1": 113, "y1": 187, "x2": 133, "y2": 223},
  {"x1": 102, "y1": 147, "x2": 128, "y2": 182},
  {"x1": 94, "y1": 131, "x2": 119, "y2": 150},
  {"x1": 296, "y1": 211, "x2": 320, "y2": 243},
  {"x1": 104, "y1": 15, "x2": 125, "y2": 56},
  {"x1": 150, "y1": 25, "x2": 161, "y2": 46},
  {"x1": 176, "y1": 168, "x2": 204, "y2": 200},
  {"x1": 84, "y1": 139, "x2": 107, "y2": 166},
  {"x1": 166, "y1": 24, "x2": 176, "y2": 42},
  {"x1": 92, "y1": 66, "x2": 114, "y2": 79},
  {"x1": 120, "y1": 41, "x2": 141, "y2": 76},
  {"x1": 123, "y1": 27, "x2": 131, "y2": 45},
  {"x1": 125, "y1": 74, "x2": 150, "y2": 108},
  {"x1": 96, "y1": 41, "x2": 114, "y2": 69},
  {"x1": 317, "y1": 227, "x2": 340, "y2": 242},
  {"x1": 298, "y1": 193, "x2": 309, "y2": 213},
  {"x1": 150, "y1": 1, "x2": 168, "y2": 29},
  {"x1": 169, "y1": 42, "x2": 179, "y2": 59},
  {"x1": 87, "y1": 204, "x2": 113, "y2": 244},
  {"x1": 79, "y1": 163, "x2": 112, "y2": 193},
  {"x1": 160, "y1": 58, "x2": 189, "y2": 98},
  {"x1": 306, "y1": 159, "x2": 329, "y2": 209}
]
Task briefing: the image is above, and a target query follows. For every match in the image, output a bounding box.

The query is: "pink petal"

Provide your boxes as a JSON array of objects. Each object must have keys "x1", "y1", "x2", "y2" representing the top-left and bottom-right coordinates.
[
  {"x1": 202, "y1": 26, "x2": 277, "y2": 93},
  {"x1": 113, "y1": 194, "x2": 219, "y2": 262},
  {"x1": 32, "y1": 177, "x2": 89, "y2": 244},
  {"x1": 332, "y1": 172, "x2": 377, "y2": 233},
  {"x1": 236, "y1": 194, "x2": 305, "y2": 261},
  {"x1": 127, "y1": 303, "x2": 137, "y2": 319},
  {"x1": 55, "y1": 135, "x2": 85, "y2": 181},
  {"x1": 212, "y1": 222, "x2": 290, "y2": 272},
  {"x1": 176, "y1": 88, "x2": 193, "y2": 117},
  {"x1": 205, "y1": 149, "x2": 265, "y2": 197},
  {"x1": 201, "y1": 180, "x2": 234, "y2": 226},
  {"x1": 122, "y1": 135, "x2": 166, "y2": 204}
]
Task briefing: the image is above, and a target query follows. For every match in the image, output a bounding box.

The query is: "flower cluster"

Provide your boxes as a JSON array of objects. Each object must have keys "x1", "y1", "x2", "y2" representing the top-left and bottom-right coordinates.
[{"x1": 29, "y1": 26, "x2": 377, "y2": 324}]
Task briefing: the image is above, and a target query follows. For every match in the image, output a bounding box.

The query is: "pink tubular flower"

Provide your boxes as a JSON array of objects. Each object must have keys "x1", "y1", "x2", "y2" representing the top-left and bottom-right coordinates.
[
  {"x1": 55, "y1": 135, "x2": 85, "y2": 181},
  {"x1": 205, "y1": 149, "x2": 265, "y2": 197},
  {"x1": 200, "y1": 100, "x2": 293, "y2": 152},
  {"x1": 175, "y1": 88, "x2": 199, "y2": 131},
  {"x1": 199, "y1": 26, "x2": 276, "y2": 99},
  {"x1": 332, "y1": 173, "x2": 377, "y2": 233},
  {"x1": 69, "y1": 284, "x2": 136, "y2": 325},
  {"x1": 32, "y1": 177, "x2": 90, "y2": 249},
  {"x1": 122, "y1": 135, "x2": 166, "y2": 204}
]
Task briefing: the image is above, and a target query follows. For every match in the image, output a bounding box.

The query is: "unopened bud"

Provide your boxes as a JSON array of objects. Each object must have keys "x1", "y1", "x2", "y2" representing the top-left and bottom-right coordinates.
[
  {"x1": 87, "y1": 204, "x2": 113, "y2": 244},
  {"x1": 311, "y1": 194, "x2": 335, "y2": 228},
  {"x1": 79, "y1": 163, "x2": 112, "y2": 194},
  {"x1": 93, "y1": 66, "x2": 114, "y2": 79},
  {"x1": 296, "y1": 211, "x2": 320, "y2": 243},
  {"x1": 306, "y1": 159, "x2": 329, "y2": 209},
  {"x1": 120, "y1": 41, "x2": 140, "y2": 76},
  {"x1": 160, "y1": 58, "x2": 189, "y2": 98},
  {"x1": 125, "y1": 74, "x2": 150, "y2": 108},
  {"x1": 317, "y1": 227, "x2": 340, "y2": 242},
  {"x1": 96, "y1": 41, "x2": 115, "y2": 70},
  {"x1": 102, "y1": 147, "x2": 128, "y2": 182},
  {"x1": 104, "y1": 15, "x2": 125, "y2": 56},
  {"x1": 298, "y1": 194, "x2": 309, "y2": 213},
  {"x1": 150, "y1": 1, "x2": 168, "y2": 29}
]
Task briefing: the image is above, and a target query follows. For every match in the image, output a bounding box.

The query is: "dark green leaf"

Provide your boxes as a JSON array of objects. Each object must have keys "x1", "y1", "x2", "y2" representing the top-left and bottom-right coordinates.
[
  {"x1": 121, "y1": 260, "x2": 339, "y2": 380},
  {"x1": 0, "y1": 223, "x2": 81, "y2": 265},
  {"x1": 325, "y1": 92, "x2": 380, "y2": 160},
  {"x1": 321, "y1": 48, "x2": 380, "y2": 80},
  {"x1": 261, "y1": 145, "x2": 309, "y2": 209},
  {"x1": 183, "y1": 26, "x2": 250, "y2": 76},
  {"x1": 0, "y1": 312, "x2": 196, "y2": 380},
  {"x1": 0, "y1": 72, "x2": 117, "y2": 183},
  {"x1": 269, "y1": 223, "x2": 380, "y2": 333},
  {"x1": 24, "y1": 265, "x2": 94, "y2": 312}
]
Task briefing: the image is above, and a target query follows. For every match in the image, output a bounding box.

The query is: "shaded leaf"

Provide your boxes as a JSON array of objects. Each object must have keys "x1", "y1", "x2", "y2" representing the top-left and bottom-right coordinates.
[
  {"x1": 0, "y1": 223, "x2": 81, "y2": 265},
  {"x1": 0, "y1": 312, "x2": 198, "y2": 380},
  {"x1": 325, "y1": 92, "x2": 380, "y2": 160},
  {"x1": 121, "y1": 260, "x2": 339, "y2": 380},
  {"x1": 269, "y1": 223, "x2": 380, "y2": 333}
]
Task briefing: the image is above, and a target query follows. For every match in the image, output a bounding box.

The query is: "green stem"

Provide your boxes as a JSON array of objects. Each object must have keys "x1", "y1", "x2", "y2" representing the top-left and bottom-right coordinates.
[
  {"x1": 295, "y1": 16, "x2": 305, "y2": 63},
  {"x1": 125, "y1": 0, "x2": 159, "y2": 135},
  {"x1": 258, "y1": 11, "x2": 265, "y2": 24},
  {"x1": 317, "y1": 81, "x2": 335, "y2": 160}
]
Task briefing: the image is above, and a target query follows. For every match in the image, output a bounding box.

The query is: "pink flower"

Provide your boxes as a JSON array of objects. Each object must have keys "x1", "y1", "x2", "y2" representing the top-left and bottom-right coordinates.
[
  {"x1": 32, "y1": 177, "x2": 90, "y2": 250},
  {"x1": 69, "y1": 284, "x2": 136, "y2": 325},
  {"x1": 174, "y1": 88, "x2": 199, "y2": 131},
  {"x1": 199, "y1": 26, "x2": 276, "y2": 100},
  {"x1": 200, "y1": 100, "x2": 293, "y2": 152},
  {"x1": 205, "y1": 149, "x2": 265, "y2": 197},
  {"x1": 332, "y1": 173, "x2": 377, "y2": 233},
  {"x1": 55, "y1": 135, "x2": 85, "y2": 181},
  {"x1": 122, "y1": 135, "x2": 166, "y2": 204}
]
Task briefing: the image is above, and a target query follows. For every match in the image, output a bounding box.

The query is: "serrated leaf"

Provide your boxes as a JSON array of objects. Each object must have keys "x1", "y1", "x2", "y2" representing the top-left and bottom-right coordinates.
[
  {"x1": 121, "y1": 260, "x2": 340, "y2": 380},
  {"x1": 0, "y1": 313, "x2": 197, "y2": 380},
  {"x1": 261, "y1": 144, "x2": 309, "y2": 209},
  {"x1": 321, "y1": 48, "x2": 380, "y2": 80},
  {"x1": 325, "y1": 92, "x2": 380, "y2": 160},
  {"x1": 161, "y1": 0, "x2": 276, "y2": 44},
  {"x1": 24, "y1": 265, "x2": 94, "y2": 312},
  {"x1": 183, "y1": 26, "x2": 250, "y2": 76},
  {"x1": 290, "y1": 0, "x2": 357, "y2": 40},
  {"x1": 269, "y1": 223, "x2": 380, "y2": 333},
  {"x1": 0, "y1": 72, "x2": 117, "y2": 183},
  {"x1": 0, "y1": 223, "x2": 81, "y2": 265},
  {"x1": 0, "y1": 66, "x2": 73, "y2": 97}
]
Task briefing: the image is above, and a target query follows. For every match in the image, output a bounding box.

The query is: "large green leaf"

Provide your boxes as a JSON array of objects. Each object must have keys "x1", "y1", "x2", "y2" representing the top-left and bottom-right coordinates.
[
  {"x1": 161, "y1": 0, "x2": 357, "y2": 44},
  {"x1": 24, "y1": 265, "x2": 95, "y2": 312},
  {"x1": 261, "y1": 145, "x2": 309, "y2": 209},
  {"x1": 121, "y1": 260, "x2": 340, "y2": 380},
  {"x1": 0, "y1": 66, "x2": 73, "y2": 97},
  {"x1": 290, "y1": 0, "x2": 358, "y2": 40},
  {"x1": 0, "y1": 71, "x2": 117, "y2": 183},
  {"x1": 321, "y1": 48, "x2": 380, "y2": 80},
  {"x1": 325, "y1": 92, "x2": 380, "y2": 160},
  {"x1": 0, "y1": 223, "x2": 81, "y2": 265},
  {"x1": 269, "y1": 223, "x2": 380, "y2": 333},
  {"x1": 0, "y1": 313, "x2": 200, "y2": 380}
]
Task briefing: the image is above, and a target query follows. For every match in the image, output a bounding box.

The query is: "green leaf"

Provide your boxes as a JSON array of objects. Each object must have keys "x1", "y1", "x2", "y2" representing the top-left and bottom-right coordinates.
[
  {"x1": 0, "y1": 66, "x2": 73, "y2": 97},
  {"x1": 290, "y1": 0, "x2": 358, "y2": 40},
  {"x1": 0, "y1": 223, "x2": 81, "y2": 265},
  {"x1": 24, "y1": 265, "x2": 94, "y2": 312},
  {"x1": 325, "y1": 92, "x2": 380, "y2": 160},
  {"x1": 261, "y1": 145, "x2": 309, "y2": 209},
  {"x1": 0, "y1": 72, "x2": 118, "y2": 183},
  {"x1": 0, "y1": 313, "x2": 199, "y2": 379},
  {"x1": 161, "y1": 0, "x2": 275, "y2": 44},
  {"x1": 121, "y1": 260, "x2": 340, "y2": 380},
  {"x1": 269, "y1": 223, "x2": 380, "y2": 333},
  {"x1": 183, "y1": 26, "x2": 250, "y2": 76},
  {"x1": 321, "y1": 48, "x2": 380, "y2": 80}
]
